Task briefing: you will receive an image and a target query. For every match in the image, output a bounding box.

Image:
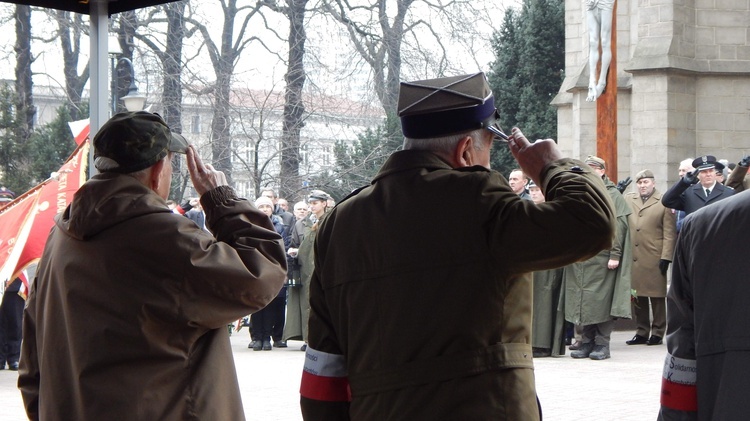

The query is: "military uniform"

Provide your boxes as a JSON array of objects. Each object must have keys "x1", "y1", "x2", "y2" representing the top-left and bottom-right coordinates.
[
  {"x1": 662, "y1": 155, "x2": 734, "y2": 215},
  {"x1": 624, "y1": 178, "x2": 675, "y2": 342},
  {"x1": 301, "y1": 151, "x2": 615, "y2": 420}
]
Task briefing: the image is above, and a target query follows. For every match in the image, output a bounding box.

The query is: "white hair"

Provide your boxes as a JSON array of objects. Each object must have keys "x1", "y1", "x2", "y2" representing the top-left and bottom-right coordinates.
[{"x1": 403, "y1": 129, "x2": 487, "y2": 155}]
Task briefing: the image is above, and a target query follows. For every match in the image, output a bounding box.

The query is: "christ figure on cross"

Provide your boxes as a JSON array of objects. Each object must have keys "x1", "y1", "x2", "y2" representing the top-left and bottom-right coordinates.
[{"x1": 586, "y1": 0, "x2": 614, "y2": 102}]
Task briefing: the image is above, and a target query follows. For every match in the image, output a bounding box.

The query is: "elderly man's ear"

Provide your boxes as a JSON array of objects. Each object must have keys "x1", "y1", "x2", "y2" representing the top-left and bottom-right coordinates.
[{"x1": 452, "y1": 135, "x2": 477, "y2": 168}]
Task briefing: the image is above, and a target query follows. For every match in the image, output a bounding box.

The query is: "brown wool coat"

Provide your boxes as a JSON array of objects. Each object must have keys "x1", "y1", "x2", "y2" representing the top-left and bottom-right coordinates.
[{"x1": 19, "y1": 174, "x2": 287, "y2": 421}]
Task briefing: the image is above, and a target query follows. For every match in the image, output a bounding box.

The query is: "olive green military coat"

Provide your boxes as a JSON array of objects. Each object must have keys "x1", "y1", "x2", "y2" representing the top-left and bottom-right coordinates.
[{"x1": 301, "y1": 150, "x2": 616, "y2": 421}]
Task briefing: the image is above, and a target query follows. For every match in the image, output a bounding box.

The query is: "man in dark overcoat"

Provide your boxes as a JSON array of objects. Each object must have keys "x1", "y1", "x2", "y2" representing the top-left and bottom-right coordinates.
[{"x1": 658, "y1": 190, "x2": 750, "y2": 420}]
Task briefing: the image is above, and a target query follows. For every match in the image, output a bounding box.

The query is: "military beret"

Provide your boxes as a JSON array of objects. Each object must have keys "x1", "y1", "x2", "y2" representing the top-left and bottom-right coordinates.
[
  {"x1": 692, "y1": 155, "x2": 724, "y2": 172},
  {"x1": 94, "y1": 111, "x2": 189, "y2": 174},
  {"x1": 635, "y1": 169, "x2": 654, "y2": 181},
  {"x1": 397, "y1": 72, "x2": 507, "y2": 140},
  {"x1": 584, "y1": 155, "x2": 606, "y2": 169}
]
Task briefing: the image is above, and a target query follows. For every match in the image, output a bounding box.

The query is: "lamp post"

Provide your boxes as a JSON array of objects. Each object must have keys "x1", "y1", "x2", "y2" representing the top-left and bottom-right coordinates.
[{"x1": 109, "y1": 37, "x2": 147, "y2": 115}]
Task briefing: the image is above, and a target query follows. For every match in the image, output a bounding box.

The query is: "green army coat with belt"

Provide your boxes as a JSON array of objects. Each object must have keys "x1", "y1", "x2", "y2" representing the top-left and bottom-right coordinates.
[
  {"x1": 564, "y1": 176, "x2": 633, "y2": 325},
  {"x1": 301, "y1": 150, "x2": 616, "y2": 421},
  {"x1": 624, "y1": 189, "x2": 676, "y2": 297}
]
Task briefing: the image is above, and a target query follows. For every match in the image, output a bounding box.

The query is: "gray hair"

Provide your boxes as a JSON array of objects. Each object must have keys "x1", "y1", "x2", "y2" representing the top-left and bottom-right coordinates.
[{"x1": 403, "y1": 129, "x2": 487, "y2": 155}]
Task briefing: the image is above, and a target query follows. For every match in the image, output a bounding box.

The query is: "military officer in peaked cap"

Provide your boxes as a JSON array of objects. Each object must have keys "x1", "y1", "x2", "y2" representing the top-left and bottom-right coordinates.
[
  {"x1": 662, "y1": 155, "x2": 734, "y2": 215},
  {"x1": 299, "y1": 72, "x2": 616, "y2": 420}
]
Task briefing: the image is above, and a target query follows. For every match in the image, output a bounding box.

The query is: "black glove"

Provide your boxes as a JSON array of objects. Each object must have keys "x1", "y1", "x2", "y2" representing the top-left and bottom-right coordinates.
[
  {"x1": 659, "y1": 259, "x2": 670, "y2": 276},
  {"x1": 616, "y1": 176, "x2": 632, "y2": 194},
  {"x1": 681, "y1": 170, "x2": 699, "y2": 185},
  {"x1": 180, "y1": 200, "x2": 194, "y2": 213},
  {"x1": 740, "y1": 155, "x2": 750, "y2": 167}
]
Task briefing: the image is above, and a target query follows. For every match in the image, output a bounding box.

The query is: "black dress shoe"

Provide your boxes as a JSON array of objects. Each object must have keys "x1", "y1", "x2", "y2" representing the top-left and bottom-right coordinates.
[
  {"x1": 273, "y1": 340, "x2": 288, "y2": 348},
  {"x1": 8, "y1": 362, "x2": 18, "y2": 371},
  {"x1": 626, "y1": 334, "x2": 649, "y2": 345},
  {"x1": 647, "y1": 335, "x2": 663, "y2": 345},
  {"x1": 262, "y1": 340, "x2": 272, "y2": 351},
  {"x1": 252, "y1": 341, "x2": 263, "y2": 351}
]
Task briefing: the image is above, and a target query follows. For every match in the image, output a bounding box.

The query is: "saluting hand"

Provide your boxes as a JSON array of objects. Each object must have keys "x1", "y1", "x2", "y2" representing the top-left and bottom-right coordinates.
[
  {"x1": 186, "y1": 145, "x2": 228, "y2": 196},
  {"x1": 507, "y1": 127, "x2": 563, "y2": 189}
]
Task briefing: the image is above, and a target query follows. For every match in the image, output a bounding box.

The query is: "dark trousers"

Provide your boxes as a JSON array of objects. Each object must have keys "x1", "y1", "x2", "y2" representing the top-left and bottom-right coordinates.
[
  {"x1": 0, "y1": 288, "x2": 24, "y2": 365},
  {"x1": 270, "y1": 286, "x2": 287, "y2": 342},
  {"x1": 632, "y1": 296, "x2": 667, "y2": 338},
  {"x1": 251, "y1": 286, "x2": 286, "y2": 342}
]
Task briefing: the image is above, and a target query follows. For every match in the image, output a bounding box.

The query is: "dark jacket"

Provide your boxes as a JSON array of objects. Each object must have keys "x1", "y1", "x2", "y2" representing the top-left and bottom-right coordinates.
[
  {"x1": 658, "y1": 190, "x2": 750, "y2": 420},
  {"x1": 300, "y1": 150, "x2": 615, "y2": 421},
  {"x1": 19, "y1": 173, "x2": 287, "y2": 421},
  {"x1": 661, "y1": 181, "x2": 734, "y2": 215}
]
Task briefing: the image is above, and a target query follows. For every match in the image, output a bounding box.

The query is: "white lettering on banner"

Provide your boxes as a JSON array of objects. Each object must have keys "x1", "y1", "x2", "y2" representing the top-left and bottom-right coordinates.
[
  {"x1": 303, "y1": 347, "x2": 347, "y2": 378},
  {"x1": 662, "y1": 354, "x2": 697, "y2": 385}
]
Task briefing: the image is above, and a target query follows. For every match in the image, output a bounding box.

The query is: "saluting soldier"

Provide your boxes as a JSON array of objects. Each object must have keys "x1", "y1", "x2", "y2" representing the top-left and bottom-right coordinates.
[{"x1": 299, "y1": 73, "x2": 616, "y2": 420}]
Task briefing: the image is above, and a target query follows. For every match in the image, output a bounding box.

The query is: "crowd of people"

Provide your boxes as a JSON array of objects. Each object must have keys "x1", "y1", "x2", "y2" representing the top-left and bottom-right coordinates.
[
  {"x1": 528, "y1": 153, "x2": 747, "y2": 362},
  {"x1": 1, "y1": 74, "x2": 747, "y2": 419}
]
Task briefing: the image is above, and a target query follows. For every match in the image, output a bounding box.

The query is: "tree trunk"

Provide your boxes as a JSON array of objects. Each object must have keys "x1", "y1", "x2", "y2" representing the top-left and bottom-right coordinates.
[
  {"x1": 14, "y1": 4, "x2": 34, "y2": 144},
  {"x1": 279, "y1": 0, "x2": 308, "y2": 200},
  {"x1": 55, "y1": 11, "x2": 88, "y2": 122},
  {"x1": 164, "y1": 1, "x2": 187, "y2": 200}
]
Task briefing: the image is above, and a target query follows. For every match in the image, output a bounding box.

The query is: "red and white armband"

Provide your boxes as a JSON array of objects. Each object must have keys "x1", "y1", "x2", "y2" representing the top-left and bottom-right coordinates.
[
  {"x1": 660, "y1": 353, "x2": 698, "y2": 412},
  {"x1": 300, "y1": 346, "x2": 351, "y2": 402}
]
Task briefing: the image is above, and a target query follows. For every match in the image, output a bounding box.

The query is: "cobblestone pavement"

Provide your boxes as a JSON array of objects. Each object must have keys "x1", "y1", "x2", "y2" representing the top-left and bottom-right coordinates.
[{"x1": 0, "y1": 330, "x2": 663, "y2": 420}]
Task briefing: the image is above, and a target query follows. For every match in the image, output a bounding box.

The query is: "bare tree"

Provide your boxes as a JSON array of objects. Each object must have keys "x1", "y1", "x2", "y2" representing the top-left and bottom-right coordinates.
[
  {"x1": 185, "y1": 0, "x2": 280, "y2": 185},
  {"x1": 51, "y1": 10, "x2": 88, "y2": 121},
  {"x1": 319, "y1": 0, "x2": 496, "y2": 122},
  {"x1": 14, "y1": 4, "x2": 34, "y2": 142}
]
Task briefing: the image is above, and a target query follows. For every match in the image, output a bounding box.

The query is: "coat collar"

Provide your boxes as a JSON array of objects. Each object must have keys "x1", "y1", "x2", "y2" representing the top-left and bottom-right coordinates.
[
  {"x1": 628, "y1": 190, "x2": 662, "y2": 210},
  {"x1": 373, "y1": 150, "x2": 484, "y2": 183}
]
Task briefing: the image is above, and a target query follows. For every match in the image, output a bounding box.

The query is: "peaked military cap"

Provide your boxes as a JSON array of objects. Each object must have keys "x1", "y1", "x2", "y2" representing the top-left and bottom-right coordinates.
[
  {"x1": 584, "y1": 155, "x2": 606, "y2": 169},
  {"x1": 308, "y1": 190, "x2": 331, "y2": 202},
  {"x1": 692, "y1": 155, "x2": 724, "y2": 172},
  {"x1": 397, "y1": 72, "x2": 507, "y2": 140}
]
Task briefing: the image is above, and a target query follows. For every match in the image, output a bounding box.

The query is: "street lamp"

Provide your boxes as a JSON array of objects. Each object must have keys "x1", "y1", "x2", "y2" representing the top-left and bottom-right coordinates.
[
  {"x1": 108, "y1": 36, "x2": 146, "y2": 115},
  {"x1": 117, "y1": 58, "x2": 147, "y2": 112}
]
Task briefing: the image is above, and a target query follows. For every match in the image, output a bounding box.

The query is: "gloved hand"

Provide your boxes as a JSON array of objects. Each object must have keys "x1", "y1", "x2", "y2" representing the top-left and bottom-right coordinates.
[
  {"x1": 681, "y1": 170, "x2": 699, "y2": 185},
  {"x1": 180, "y1": 200, "x2": 194, "y2": 213},
  {"x1": 659, "y1": 259, "x2": 670, "y2": 276},
  {"x1": 616, "y1": 176, "x2": 632, "y2": 194},
  {"x1": 740, "y1": 155, "x2": 750, "y2": 167}
]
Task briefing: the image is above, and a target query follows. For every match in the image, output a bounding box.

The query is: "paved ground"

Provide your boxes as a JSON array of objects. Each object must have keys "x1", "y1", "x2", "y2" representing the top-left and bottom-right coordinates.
[{"x1": 0, "y1": 330, "x2": 664, "y2": 420}]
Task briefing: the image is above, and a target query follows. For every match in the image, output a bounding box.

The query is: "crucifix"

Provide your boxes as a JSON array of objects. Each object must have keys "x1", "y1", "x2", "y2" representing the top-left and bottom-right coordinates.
[{"x1": 586, "y1": 0, "x2": 618, "y2": 179}]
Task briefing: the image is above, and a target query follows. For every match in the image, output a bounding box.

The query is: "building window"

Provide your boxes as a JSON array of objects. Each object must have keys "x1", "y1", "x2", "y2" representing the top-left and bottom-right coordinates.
[{"x1": 191, "y1": 115, "x2": 201, "y2": 134}]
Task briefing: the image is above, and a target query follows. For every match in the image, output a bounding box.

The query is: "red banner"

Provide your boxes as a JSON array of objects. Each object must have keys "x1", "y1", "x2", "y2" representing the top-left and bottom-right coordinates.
[
  {"x1": 15, "y1": 141, "x2": 90, "y2": 278},
  {"x1": 0, "y1": 137, "x2": 89, "y2": 287},
  {"x1": 0, "y1": 187, "x2": 41, "y2": 285}
]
